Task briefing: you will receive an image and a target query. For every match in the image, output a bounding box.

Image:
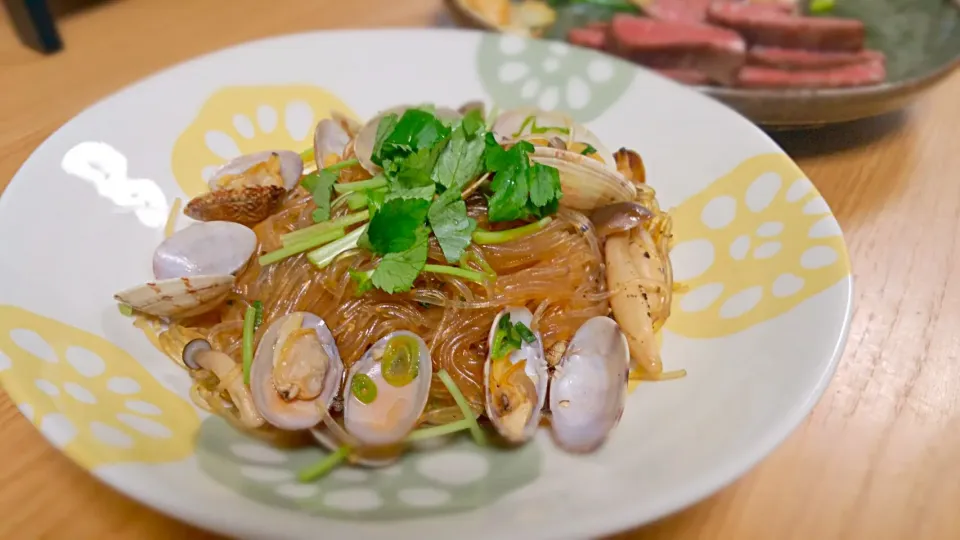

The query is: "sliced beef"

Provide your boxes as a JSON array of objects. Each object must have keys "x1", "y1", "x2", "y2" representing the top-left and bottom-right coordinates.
[
  {"x1": 568, "y1": 27, "x2": 606, "y2": 50},
  {"x1": 736, "y1": 60, "x2": 886, "y2": 88},
  {"x1": 748, "y1": 46, "x2": 885, "y2": 70},
  {"x1": 641, "y1": 0, "x2": 716, "y2": 23},
  {"x1": 654, "y1": 68, "x2": 714, "y2": 85},
  {"x1": 606, "y1": 14, "x2": 746, "y2": 85},
  {"x1": 707, "y1": 2, "x2": 865, "y2": 51}
]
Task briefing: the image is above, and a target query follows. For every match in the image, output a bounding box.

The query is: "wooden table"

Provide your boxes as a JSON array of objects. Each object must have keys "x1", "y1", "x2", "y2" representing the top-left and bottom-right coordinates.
[{"x1": 2, "y1": 1, "x2": 959, "y2": 539}]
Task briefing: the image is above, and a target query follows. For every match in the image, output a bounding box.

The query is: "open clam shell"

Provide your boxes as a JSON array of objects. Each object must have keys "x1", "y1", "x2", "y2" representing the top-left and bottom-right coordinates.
[
  {"x1": 484, "y1": 307, "x2": 549, "y2": 444},
  {"x1": 249, "y1": 312, "x2": 344, "y2": 431},
  {"x1": 152, "y1": 221, "x2": 256, "y2": 280},
  {"x1": 532, "y1": 147, "x2": 636, "y2": 211},
  {"x1": 354, "y1": 105, "x2": 462, "y2": 174},
  {"x1": 183, "y1": 184, "x2": 285, "y2": 226},
  {"x1": 549, "y1": 316, "x2": 630, "y2": 453},
  {"x1": 114, "y1": 274, "x2": 234, "y2": 319},
  {"x1": 492, "y1": 108, "x2": 616, "y2": 170},
  {"x1": 343, "y1": 331, "x2": 433, "y2": 447},
  {"x1": 314, "y1": 119, "x2": 351, "y2": 170},
  {"x1": 208, "y1": 150, "x2": 304, "y2": 192}
]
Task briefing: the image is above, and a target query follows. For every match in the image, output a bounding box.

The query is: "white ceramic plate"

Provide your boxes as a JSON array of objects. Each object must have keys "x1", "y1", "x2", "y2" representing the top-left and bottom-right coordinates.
[{"x1": 0, "y1": 29, "x2": 852, "y2": 539}]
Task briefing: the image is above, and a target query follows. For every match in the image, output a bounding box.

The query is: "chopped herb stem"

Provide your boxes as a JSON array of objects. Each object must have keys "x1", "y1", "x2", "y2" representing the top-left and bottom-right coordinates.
[
  {"x1": 307, "y1": 225, "x2": 367, "y2": 269},
  {"x1": 323, "y1": 158, "x2": 359, "y2": 173},
  {"x1": 281, "y1": 211, "x2": 370, "y2": 246},
  {"x1": 347, "y1": 192, "x2": 369, "y2": 210},
  {"x1": 459, "y1": 251, "x2": 496, "y2": 278},
  {"x1": 333, "y1": 175, "x2": 387, "y2": 194},
  {"x1": 259, "y1": 229, "x2": 345, "y2": 266},
  {"x1": 252, "y1": 300, "x2": 264, "y2": 329},
  {"x1": 298, "y1": 446, "x2": 350, "y2": 482},
  {"x1": 299, "y1": 147, "x2": 314, "y2": 162},
  {"x1": 437, "y1": 369, "x2": 486, "y2": 446},
  {"x1": 472, "y1": 217, "x2": 552, "y2": 245},
  {"x1": 241, "y1": 306, "x2": 256, "y2": 385},
  {"x1": 423, "y1": 264, "x2": 488, "y2": 284},
  {"x1": 405, "y1": 418, "x2": 472, "y2": 442}
]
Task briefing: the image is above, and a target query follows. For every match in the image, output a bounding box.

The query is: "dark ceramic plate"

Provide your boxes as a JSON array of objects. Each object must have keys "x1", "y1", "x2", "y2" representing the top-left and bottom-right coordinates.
[{"x1": 446, "y1": 0, "x2": 960, "y2": 129}]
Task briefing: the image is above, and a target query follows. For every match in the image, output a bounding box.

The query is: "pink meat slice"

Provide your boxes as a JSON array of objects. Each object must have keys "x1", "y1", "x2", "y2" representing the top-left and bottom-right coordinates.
[
  {"x1": 737, "y1": 60, "x2": 886, "y2": 88},
  {"x1": 707, "y1": 2, "x2": 865, "y2": 51},
  {"x1": 641, "y1": 0, "x2": 716, "y2": 23},
  {"x1": 606, "y1": 14, "x2": 746, "y2": 85},
  {"x1": 748, "y1": 46, "x2": 886, "y2": 70},
  {"x1": 568, "y1": 27, "x2": 607, "y2": 50}
]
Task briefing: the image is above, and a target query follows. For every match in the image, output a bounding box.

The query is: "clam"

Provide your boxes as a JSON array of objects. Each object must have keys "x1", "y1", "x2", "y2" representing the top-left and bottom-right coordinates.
[
  {"x1": 589, "y1": 202, "x2": 654, "y2": 238},
  {"x1": 249, "y1": 312, "x2": 344, "y2": 431},
  {"x1": 531, "y1": 147, "x2": 636, "y2": 211},
  {"x1": 185, "y1": 150, "x2": 302, "y2": 226},
  {"x1": 208, "y1": 150, "x2": 304, "y2": 192},
  {"x1": 314, "y1": 119, "x2": 351, "y2": 170},
  {"x1": 114, "y1": 274, "x2": 234, "y2": 319},
  {"x1": 343, "y1": 331, "x2": 433, "y2": 447},
  {"x1": 492, "y1": 108, "x2": 616, "y2": 171},
  {"x1": 354, "y1": 105, "x2": 463, "y2": 174},
  {"x1": 549, "y1": 316, "x2": 630, "y2": 453},
  {"x1": 183, "y1": 338, "x2": 265, "y2": 428},
  {"x1": 152, "y1": 221, "x2": 257, "y2": 280},
  {"x1": 484, "y1": 307, "x2": 549, "y2": 444}
]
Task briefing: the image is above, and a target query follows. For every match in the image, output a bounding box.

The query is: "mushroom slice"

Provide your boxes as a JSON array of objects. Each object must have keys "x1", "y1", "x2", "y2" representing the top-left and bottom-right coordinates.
[{"x1": 182, "y1": 338, "x2": 264, "y2": 429}]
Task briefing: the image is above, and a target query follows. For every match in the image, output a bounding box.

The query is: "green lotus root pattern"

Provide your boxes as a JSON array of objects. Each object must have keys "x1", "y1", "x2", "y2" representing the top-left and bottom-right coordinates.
[
  {"x1": 195, "y1": 417, "x2": 542, "y2": 520},
  {"x1": 477, "y1": 33, "x2": 635, "y2": 122}
]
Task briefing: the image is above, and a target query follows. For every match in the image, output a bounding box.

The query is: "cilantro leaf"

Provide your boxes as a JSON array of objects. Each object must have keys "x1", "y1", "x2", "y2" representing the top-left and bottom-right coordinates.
[
  {"x1": 349, "y1": 269, "x2": 375, "y2": 296},
  {"x1": 366, "y1": 188, "x2": 386, "y2": 216},
  {"x1": 301, "y1": 169, "x2": 338, "y2": 222},
  {"x1": 461, "y1": 109, "x2": 485, "y2": 137},
  {"x1": 366, "y1": 198, "x2": 430, "y2": 254},
  {"x1": 528, "y1": 162, "x2": 562, "y2": 214},
  {"x1": 580, "y1": 144, "x2": 597, "y2": 155},
  {"x1": 375, "y1": 109, "x2": 451, "y2": 165},
  {"x1": 432, "y1": 119, "x2": 486, "y2": 192},
  {"x1": 371, "y1": 113, "x2": 399, "y2": 167},
  {"x1": 371, "y1": 227, "x2": 430, "y2": 293},
  {"x1": 389, "y1": 144, "x2": 446, "y2": 200},
  {"x1": 428, "y1": 189, "x2": 477, "y2": 263}
]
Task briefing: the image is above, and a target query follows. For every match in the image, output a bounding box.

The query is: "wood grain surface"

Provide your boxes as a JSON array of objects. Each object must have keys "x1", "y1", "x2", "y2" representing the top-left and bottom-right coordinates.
[{"x1": 2, "y1": 1, "x2": 959, "y2": 539}]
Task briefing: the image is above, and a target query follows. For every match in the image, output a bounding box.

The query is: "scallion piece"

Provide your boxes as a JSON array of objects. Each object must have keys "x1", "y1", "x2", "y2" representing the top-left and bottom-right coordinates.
[
  {"x1": 242, "y1": 306, "x2": 256, "y2": 385},
  {"x1": 437, "y1": 369, "x2": 486, "y2": 446},
  {"x1": 404, "y1": 418, "x2": 472, "y2": 442},
  {"x1": 117, "y1": 303, "x2": 134, "y2": 317},
  {"x1": 307, "y1": 225, "x2": 367, "y2": 269},
  {"x1": 332, "y1": 175, "x2": 387, "y2": 194},
  {"x1": 252, "y1": 300, "x2": 263, "y2": 329},
  {"x1": 423, "y1": 264, "x2": 488, "y2": 284},
  {"x1": 298, "y1": 446, "x2": 350, "y2": 482},
  {"x1": 280, "y1": 211, "x2": 370, "y2": 246},
  {"x1": 323, "y1": 157, "x2": 359, "y2": 173},
  {"x1": 472, "y1": 217, "x2": 552, "y2": 245},
  {"x1": 258, "y1": 228, "x2": 345, "y2": 266}
]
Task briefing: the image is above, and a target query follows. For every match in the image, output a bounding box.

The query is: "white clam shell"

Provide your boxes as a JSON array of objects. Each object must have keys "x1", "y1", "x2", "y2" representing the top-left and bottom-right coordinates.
[
  {"x1": 343, "y1": 331, "x2": 432, "y2": 447},
  {"x1": 483, "y1": 307, "x2": 549, "y2": 444},
  {"x1": 152, "y1": 221, "x2": 256, "y2": 280},
  {"x1": 492, "y1": 108, "x2": 616, "y2": 172},
  {"x1": 208, "y1": 150, "x2": 304, "y2": 192},
  {"x1": 354, "y1": 105, "x2": 462, "y2": 174},
  {"x1": 250, "y1": 312, "x2": 344, "y2": 431},
  {"x1": 313, "y1": 119, "x2": 350, "y2": 170},
  {"x1": 113, "y1": 274, "x2": 234, "y2": 319},
  {"x1": 531, "y1": 147, "x2": 636, "y2": 211},
  {"x1": 549, "y1": 316, "x2": 630, "y2": 453}
]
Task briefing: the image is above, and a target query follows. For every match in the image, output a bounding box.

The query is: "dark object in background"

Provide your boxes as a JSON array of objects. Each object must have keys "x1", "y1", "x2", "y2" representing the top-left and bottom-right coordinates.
[{"x1": 3, "y1": 0, "x2": 62, "y2": 54}]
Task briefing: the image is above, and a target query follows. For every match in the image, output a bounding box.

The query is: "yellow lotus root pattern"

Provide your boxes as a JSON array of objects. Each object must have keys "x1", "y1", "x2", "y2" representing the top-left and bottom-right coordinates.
[
  {"x1": 0, "y1": 306, "x2": 200, "y2": 468},
  {"x1": 171, "y1": 85, "x2": 358, "y2": 197},
  {"x1": 665, "y1": 153, "x2": 849, "y2": 339}
]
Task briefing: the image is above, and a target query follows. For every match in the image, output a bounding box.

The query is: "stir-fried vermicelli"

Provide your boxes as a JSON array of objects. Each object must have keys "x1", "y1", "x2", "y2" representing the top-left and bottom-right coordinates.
[{"x1": 116, "y1": 103, "x2": 680, "y2": 476}]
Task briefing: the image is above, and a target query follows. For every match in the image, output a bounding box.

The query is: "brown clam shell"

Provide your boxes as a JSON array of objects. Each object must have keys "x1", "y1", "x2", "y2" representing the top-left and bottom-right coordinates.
[{"x1": 184, "y1": 185, "x2": 285, "y2": 226}]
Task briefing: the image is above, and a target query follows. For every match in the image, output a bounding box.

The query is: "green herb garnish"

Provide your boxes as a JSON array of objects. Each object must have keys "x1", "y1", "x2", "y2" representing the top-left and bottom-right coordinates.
[
  {"x1": 437, "y1": 369, "x2": 487, "y2": 445},
  {"x1": 428, "y1": 188, "x2": 477, "y2": 263},
  {"x1": 241, "y1": 305, "x2": 256, "y2": 385},
  {"x1": 301, "y1": 169, "x2": 337, "y2": 223},
  {"x1": 351, "y1": 373, "x2": 378, "y2": 404},
  {"x1": 473, "y1": 217, "x2": 552, "y2": 245},
  {"x1": 491, "y1": 314, "x2": 537, "y2": 360},
  {"x1": 432, "y1": 109, "x2": 487, "y2": 192},
  {"x1": 298, "y1": 446, "x2": 350, "y2": 482},
  {"x1": 580, "y1": 144, "x2": 597, "y2": 155},
  {"x1": 349, "y1": 268, "x2": 375, "y2": 296},
  {"x1": 484, "y1": 134, "x2": 562, "y2": 222},
  {"x1": 252, "y1": 300, "x2": 264, "y2": 329},
  {"x1": 370, "y1": 226, "x2": 430, "y2": 293},
  {"x1": 366, "y1": 198, "x2": 431, "y2": 255}
]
